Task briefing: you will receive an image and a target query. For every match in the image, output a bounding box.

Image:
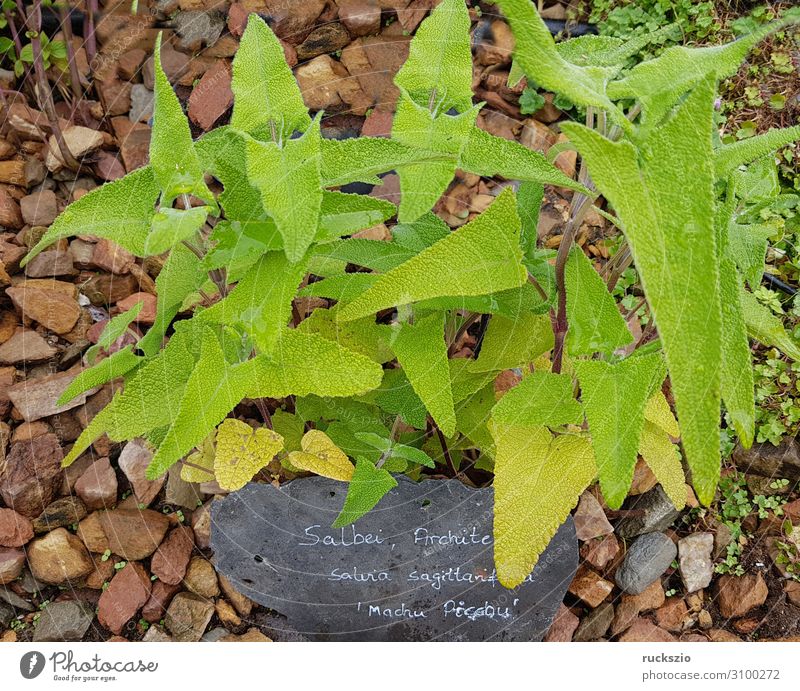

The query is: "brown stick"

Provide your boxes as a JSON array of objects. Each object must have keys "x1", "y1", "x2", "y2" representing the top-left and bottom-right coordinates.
[
  {"x1": 20, "y1": 0, "x2": 79, "y2": 170},
  {"x1": 58, "y1": 3, "x2": 83, "y2": 104}
]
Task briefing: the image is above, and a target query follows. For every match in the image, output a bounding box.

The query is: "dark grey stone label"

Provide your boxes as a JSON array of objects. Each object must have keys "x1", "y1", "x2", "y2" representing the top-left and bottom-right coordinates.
[{"x1": 210, "y1": 476, "x2": 577, "y2": 641}]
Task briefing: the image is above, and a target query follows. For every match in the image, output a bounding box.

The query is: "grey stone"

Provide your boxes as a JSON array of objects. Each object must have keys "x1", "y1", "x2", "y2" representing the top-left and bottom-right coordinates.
[
  {"x1": 733, "y1": 439, "x2": 800, "y2": 482},
  {"x1": 573, "y1": 601, "x2": 614, "y2": 642},
  {"x1": 33, "y1": 600, "x2": 94, "y2": 642},
  {"x1": 142, "y1": 624, "x2": 172, "y2": 642},
  {"x1": 211, "y1": 476, "x2": 578, "y2": 642},
  {"x1": 615, "y1": 533, "x2": 677, "y2": 595},
  {"x1": 678, "y1": 532, "x2": 714, "y2": 593},
  {"x1": 201, "y1": 627, "x2": 229, "y2": 642},
  {"x1": 129, "y1": 85, "x2": 154, "y2": 124},
  {"x1": 615, "y1": 486, "x2": 679, "y2": 538},
  {"x1": 0, "y1": 585, "x2": 34, "y2": 612},
  {"x1": 0, "y1": 600, "x2": 13, "y2": 628},
  {"x1": 165, "y1": 465, "x2": 204, "y2": 509},
  {"x1": 174, "y1": 11, "x2": 225, "y2": 51}
]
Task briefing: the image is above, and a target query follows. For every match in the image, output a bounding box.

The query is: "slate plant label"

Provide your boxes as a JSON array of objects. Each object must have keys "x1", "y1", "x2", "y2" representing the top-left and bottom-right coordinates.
[{"x1": 211, "y1": 477, "x2": 577, "y2": 641}]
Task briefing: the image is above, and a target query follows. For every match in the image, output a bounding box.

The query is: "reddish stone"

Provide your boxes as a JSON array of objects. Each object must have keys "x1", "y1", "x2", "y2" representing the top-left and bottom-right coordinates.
[
  {"x1": 580, "y1": 533, "x2": 620, "y2": 570},
  {"x1": 716, "y1": 574, "x2": 769, "y2": 619},
  {"x1": 786, "y1": 580, "x2": 800, "y2": 607},
  {"x1": 567, "y1": 566, "x2": 613, "y2": 608},
  {"x1": 337, "y1": 0, "x2": 381, "y2": 37},
  {"x1": 142, "y1": 579, "x2": 181, "y2": 623},
  {"x1": 74, "y1": 457, "x2": 118, "y2": 510},
  {"x1": 97, "y1": 509, "x2": 170, "y2": 560},
  {"x1": 361, "y1": 109, "x2": 393, "y2": 138},
  {"x1": 188, "y1": 60, "x2": 233, "y2": 131},
  {"x1": 654, "y1": 597, "x2": 689, "y2": 633},
  {"x1": 116, "y1": 292, "x2": 157, "y2": 324},
  {"x1": 544, "y1": 603, "x2": 579, "y2": 642},
  {"x1": 151, "y1": 526, "x2": 195, "y2": 585},
  {"x1": 93, "y1": 151, "x2": 126, "y2": 181},
  {"x1": 92, "y1": 239, "x2": 135, "y2": 274},
  {"x1": 227, "y1": 3, "x2": 249, "y2": 37},
  {"x1": 98, "y1": 562, "x2": 152, "y2": 634},
  {"x1": 0, "y1": 546, "x2": 25, "y2": 584},
  {"x1": 0, "y1": 433, "x2": 64, "y2": 517},
  {"x1": 619, "y1": 617, "x2": 677, "y2": 642},
  {"x1": 0, "y1": 507, "x2": 34, "y2": 547},
  {"x1": 573, "y1": 492, "x2": 613, "y2": 541}
]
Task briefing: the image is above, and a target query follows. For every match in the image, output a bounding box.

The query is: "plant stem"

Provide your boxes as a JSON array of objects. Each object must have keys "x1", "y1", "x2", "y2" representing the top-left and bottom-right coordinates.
[
  {"x1": 4, "y1": 7, "x2": 23, "y2": 57},
  {"x1": 181, "y1": 459, "x2": 214, "y2": 477},
  {"x1": 83, "y1": 0, "x2": 97, "y2": 66},
  {"x1": 20, "y1": 0, "x2": 79, "y2": 170},
  {"x1": 433, "y1": 420, "x2": 457, "y2": 477},
  {"x1": 254, "y1": 398, "x2": 273, "y2": 429},
  {"x1": 448, "y1": 311, "x2": 480, "y2": 356},
  {"x1": 375, "y1": 415, "x2": 402, "y2": 470},
  {"x1": 58, "y1": 2, "x2": 83, "y2": 104},
  {"x1": 551, "y1": 110, "x2": 597, "y2": 373}
]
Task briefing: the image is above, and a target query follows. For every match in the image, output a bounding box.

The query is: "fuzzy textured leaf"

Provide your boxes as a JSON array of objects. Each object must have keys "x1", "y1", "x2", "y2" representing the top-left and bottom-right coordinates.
[
  {"x1": 245, "y1": 119, "x2": 323, "y2": 262},
  {"x1": 741, "y1": 288, "x2": 800, "y2": 360},
  {"x1": 151, "y1": 36, "x2": 214, "y2": 205},
  {"x1": 246, "y1": 330, "x2": 384, "y2": 399},
  {"x1": 565, "y1": 246, "x2": 632, "y2": 356},
  {"x1": 718, "y1": 255, "x2": 755, "y2": 447},
  {"x1": 492, "y1": 425, "x2": 596, "y2": 587},
  {"x1": 146, "y1": 329, "x2": 252, "y2": 479},
  {"x1": 332, "y1": 458, "x2": 398, "y2": 528},
  {"x1": 714, "y1": 126, "x2": 800, "y2": 180},
  {"x1": 639, "y1": 421, "x2": 686, "y2": 510},
  {"x1": 393, "y1": 0, "x2": 473, "y2": 112},
  {"x1": 230, "y1": 14, "x2": 311, "y2": 139},
  {"x1": 470, "y1": 313, "x2": 553, "y2": 373},
  {"x1": 607, "y1": 17, "x2": 800, "y2": 127},
  {"x1": 23, "y1": 167, "x2": 160, "y2": 266},
  {"x1": 491, "y1": 371, "x2": 582, "y2": 428},
  {"x1": 391, "y1": 313, "x2": 455, "y2": 436},
  {"x1": 338, "y1": 189, "x2": 526, "y2": 321},
  {"x1": 391, "y1": 96, "x2": 480, "y2": 222},
  {"x1": 288, "y1": 430, "x2": 355, "y2": 481},
  {"x1": 562, "y1": 78, "x2": 722, "y2": 504},
  {"x1": 495, "y1": 0, "x2": 627, "y2": 130},
  {"x1": 57, "y1": 347, "x2": 142, "y2": 406},
  {"x1": 197, "y1": 251, "x2": 307, "y2": 355},
  {"x1": 214, "y1": 418, "x2": 284, "y2": 491},
  {"x1": 575, "y1": 353, "x2": 665, "y2": 509}
]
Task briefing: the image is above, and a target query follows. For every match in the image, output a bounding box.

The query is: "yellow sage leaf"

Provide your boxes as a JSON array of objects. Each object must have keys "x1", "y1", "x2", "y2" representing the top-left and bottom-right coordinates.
[
  {"x1": 214, "y1": 418, "x2": 284, "y2": 491},
  {"x1": 287, "y1": 429, "x2": 355, "y2": 482},
  {"x1": 492, "y1": 423, "x2": 596, "y2": 588}
]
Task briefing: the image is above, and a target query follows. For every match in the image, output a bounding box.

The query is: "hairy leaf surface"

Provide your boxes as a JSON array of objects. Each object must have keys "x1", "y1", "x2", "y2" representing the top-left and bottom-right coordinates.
[
  {"x1": 230, "y1": 14, "x2": 311, "y2": 139},
  {"x1": 492, "y1": 425, "x2": 595, "y2": 587},
  {"x1": 214, "y1": 418, "x2": 284, "y2": 491},
  {"x1": 245, "y1": 118, "x2": 323, "y2": 262},
  {"x1": 338, "y1": 189, "x2": 526, "y2": 321},
  {"x1": 565, "y1": 247, "x2": 632, "y2": 356},
  {"x1": 23, "y1": 167, "x2": 160, "y2": 266},
  {"x1": 332, "y1": 458, "x2": 398, "y2": 528},
  {"x1": 151, "y1": 36, "x2": 214, "y2": 205},
  {"x1": 391, "y1": 313, "x2": 456, "y2": 436},
  {"x1": 470, "y1": 313, "x2": 553, "y2": 373},
  {"x1": 575, "y1": 353, "x2": 665, "y2": 509},
  {"x1": 562, "y1": 79, "x2": 722, "y2": 504},
  {"x1": 491, "y1": 371, "x2": 582, "y2": 428}
]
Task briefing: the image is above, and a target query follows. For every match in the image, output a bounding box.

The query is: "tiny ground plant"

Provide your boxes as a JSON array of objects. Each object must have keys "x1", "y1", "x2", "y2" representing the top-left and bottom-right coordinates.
[
  {"x1": 714, "y1": 472, "x2": 787, "y2": 576},
  {"x1": 22, "y1": 0, "x2": 800, "y2": 589}
]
